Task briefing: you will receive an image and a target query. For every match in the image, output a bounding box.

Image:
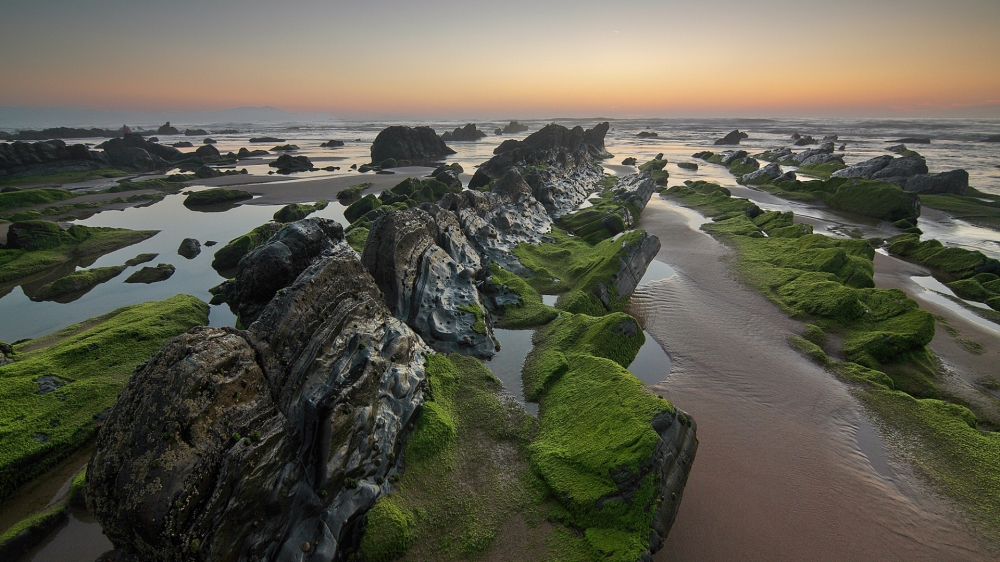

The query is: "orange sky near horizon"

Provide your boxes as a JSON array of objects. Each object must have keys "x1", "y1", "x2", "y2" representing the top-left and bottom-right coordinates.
[{"x1": 2, "y1": 0, "x2": 999, "y2": 118}]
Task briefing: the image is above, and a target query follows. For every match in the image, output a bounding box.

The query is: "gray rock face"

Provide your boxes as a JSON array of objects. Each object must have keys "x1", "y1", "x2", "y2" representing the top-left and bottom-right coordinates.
[
  {"x1": 370, "y1": 126, "x2": 456, "y2": 163},
  {"x1": 871, "y1": 156, "x2": 928, "y2": 180},
  {"x1": 361, "y1": 208, "x2": 495, "y2": 358},
  {"x1": 440, "y1": 124, "x2": 487, "y2": 142},
  {"x1": 831, "y1": 155, "x2": 894, "y2": 179},
  {"x1": 903, "y1": 170, "x2": 969, "y2": 195},
  {"x1": 219, "y1": 218, "x2": 345, "y2": 324},
  {"x1": 87, "y1": 240, "x2": 428, "y2": 562},
  {"x1": 0, "y1": 139, "x2": 106, "y2": 178},
  {"x1": 592, "y1": 231, "x2": 661, "y2": 309},
  {"x1": 742, "y1": 162, "x2": 782, "y2": 184},
  {"x1": 719, "y1": 150, "x2": 748, "y2": 166}
]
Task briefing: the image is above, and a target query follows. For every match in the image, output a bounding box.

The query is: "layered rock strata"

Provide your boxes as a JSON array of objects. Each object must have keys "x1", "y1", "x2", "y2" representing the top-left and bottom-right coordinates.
[{"x1": 87, "y1": 222, "x2": 428, "y2": 562}]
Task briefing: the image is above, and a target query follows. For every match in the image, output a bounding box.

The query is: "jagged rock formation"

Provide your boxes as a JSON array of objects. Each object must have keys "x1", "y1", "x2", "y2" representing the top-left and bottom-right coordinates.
[
  {"x1": 714, "y1": 129, "x2": 748, "y2": 145},
  {"x1": 902, "y1": 169, "x2": 969, "y2": 195},
  {"x1": 88, "y1": 223, "x2": 428, "y2": 562},
  {"x1": 270, "y1": 154, "x2": 314, "y2": 174},
  {"x1": 361, "y1": 208, "x2": 495, "y2": 357},
  {"x1": 370, "y1": 126, "x2": 455, "y2": 163},
  {"x1": 742, "y1": 161, "x2": 783, "y2": 184},
  {"x1": 593, "y1": 230, "x2": 661, "y2": 309},
  {"x1": 440, "y1": 123, "x2": 487, "y2": 141},
  {"x1": 831, "y1": 154, "x2": 965, "y2": 193},
  {"x1": 500, "y1": 120, "x2": 529, "y2": 134}
]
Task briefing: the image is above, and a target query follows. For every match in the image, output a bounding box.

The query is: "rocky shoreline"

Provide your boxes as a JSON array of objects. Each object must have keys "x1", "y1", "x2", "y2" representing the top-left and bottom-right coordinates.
[{"x1": 77, "y1": 122, "x2": 698, "y2": 561}]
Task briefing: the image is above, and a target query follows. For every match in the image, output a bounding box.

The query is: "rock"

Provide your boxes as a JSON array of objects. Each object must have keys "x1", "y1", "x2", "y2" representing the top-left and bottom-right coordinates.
[
  {"x1": 720, "y1": 150, "x2": 748, "y2": 166},
  {"x1": 0, "y1": 139, "x2": 107, "y2": 179},
  {"x1": 502, "y1": 120, "x2": 529, "y2": 134},
  {"x1": 791, "y1": 132, "x2": 801, "y2": 140},
  {"x1": 204, "y1": 241, "x2": 217, "y2": 247},
  {"x1": 432, "y1": 169, "x2": 462, "y2": 189},
  {"x1": 237, "y1": 147, "x2": 269, "y2": 158},
  {"x1": 621, "y1": 157, "x2": 638, "y2": 166},
  {"x1": 271, "y1": 144, "x2": 299, "y2": 152},
  {"x1": 793, "y1": 142, "x2": 835, "y2": 164},
  {"x1": 831, "y1": 155, "x2": 893, "y2": 179},
  {"x1": 177, "y1": 238, "x2": 201, "y2": 259},
  {"x1": 248, "y1": 137, "x2": 285, "y2": 143},
  {"x1": 171, "y1": 141, "x2": 193, "y2": 148},
  {"x1": 88, "y1": 231, "x2": 427, "y2": 562},
  {"x1": 677, "y1": 162, "x2": 698, "y2": 170},
  {"x1": 361, "y1": 208, "x2": 494, "y2": 357},
  {"x1": 269, "y1": 154, "x2": 313, "y2": 174},
  {"x1": 440, "y1": 124, "x2": 487, "y2": 142},
  {"x1": 903, "y1": 170, "x2": 969, "y2": 195},
  {"x1": 494, "y1": 128, "x2": 503, "y2": 135},
  {"x1": 889, "y1": 137, "x2": 930, "y2": 144},
  {"x1": 822, "y1": 135, "x2": 838, "y2": 142},
  {"x1": 746, "y1": 204, "x2": 762, "y2": 219},
  {"x1": 714, "y1": 129, "x2": 748, "y2": 145},
  {"x1": 983, "y1": 135, "x2": 1000, "y2": 142},
  {"x1": 184, "y1": 129, "x2": 209, "y2": 136},
  {"x1": 776, "y1": 171, "x2": 797, "y2": 182},
  {"x1": 194, "y1": 144, "x2": 220, "y2": 158},
  {"x1": 214, "y1": 129, "x2": 239, "y2": 135},
  {"x1": 124, "y1": 263, "x2": 175, "y2": 284},
  {"x1": 839, "y1": 144, "x2": 846, "y2": 151},
  {"x1": 742, "y1": 162, "x2": 782, "y2": 184},
  {"x1": 203, "y1": 138, "x2": 217, "y2": 144},
  {"x1": 593, "y1": 230, "x2": 661, "y2": 309},
  {"x1": 370, "y1": 126, "x2": 455, "y2": 163},
  {"x1": 100, "y1": 135, "x2": 175, "y2": 172},
  {"x1": 493, "y1": 139, "x2": 520, "y2": 155},
  {"x1": 321, "y1": 140, "x2": 345, "y2": 147},
  {"x1": 794, "y1": 135, "x2": 817, "y2": 146},
  {"x1": 637, "y1": 131, "x2": 659, "y2": 138},
  {"x1": 871, "y1": 156, "x2": 928, "y2": 180}
]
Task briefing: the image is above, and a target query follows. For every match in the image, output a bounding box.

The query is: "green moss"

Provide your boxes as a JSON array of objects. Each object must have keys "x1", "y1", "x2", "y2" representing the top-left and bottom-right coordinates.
[
  {"x1": 345, "y1": 226, "x2": 370, "y2": 253},
  {"x1": 0, "y1": 188, "x2": 77, "y2": 212},
  {"x1": 211, "y1": 222, "x2": 282, "y2": 272},
  {"x1": 823, "y1": 179, "x2": 919, "y2": 222},
  {"x1": 0, "y1": 222, "x2": 157, "y2": 284},
  {"x1": 0, "y1": 504, "x2": 67, "y2": 557},
  {"x1": 360, "y1": 498, "x2": 414, "y2": 562},
  {"x1": 183, "y1": 188, "x2": 252, "y2": 206},
  {"x1": 558, "y1": 187, "x2": 642, "y2": 245},
  {"x1": 344, "y1": 193, "x2": 382, "y2": 223},
  {"x1": 488, "y1": 264, "x2": 559, "y2": 328},
  {"x1": 948, "y1": 279, "x2": 994, "y2": 301},
  {"x1": 68, "y1": 467, "x2": 87, "y2": 508},
  {"x1": 106, "y1": 175, "x2": 190, "y2": 193},
  {"x1": 638, "y1": 158, "x2": 668, "y2": 185},
  {"x1": 31, "y1": 265, "x2": 127, "y2": 301},
  {"x1": 272, "y1": 200, "x2": 328, "y2": 223},
  {"x1": 788, "y1": 335, "x2": 830, "y2": 364},
  {"x1": 0, "y1": 169, "x2": 129, "y2": 189},
  {"x1": 514, "y1": 228, "x2": 649, "y2": 314},
  {"x1": 919, "y1": 190, "x2": 1000, "y2": 231},
  {"x1": 335, "y1": 182, "x2": 372, "y2": 202},
  {"x1": 794, "y1": 161, "x2": 847, "y2": 179},
  {"x1": 803, "y1": 324, "x2": 827, "y2": 347},
  {"x1": 0, "y1": 295, "x2": 209, "y2": 502},
  {"x1": 458, "y1": 303, "x2": 487, "y2": 335}
]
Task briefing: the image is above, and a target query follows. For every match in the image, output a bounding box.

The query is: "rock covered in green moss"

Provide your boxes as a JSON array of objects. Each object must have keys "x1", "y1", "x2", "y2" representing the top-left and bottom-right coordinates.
[
  {"x1": 272, "y1": 200, "x2": 328, "y2": 223},
  {"x1": 211, "y1": 222, "x2": 283, "y2": 272},
  {"x1": 124, "y1": 263, "x2": 174, "y2": 284},
  {"x1": 30, "y1": 265, "x2": 126, "y2": 302},
  {"x1": 183, "y1": 188, "x2": 252, "y2": 207},
  {"x1": 87, "y1": 240, "x2": 427, "y2": 562}
]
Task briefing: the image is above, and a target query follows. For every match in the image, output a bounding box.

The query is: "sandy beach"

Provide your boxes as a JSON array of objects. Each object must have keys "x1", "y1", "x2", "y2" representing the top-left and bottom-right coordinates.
[{"x1": 629, "y1": 196, "x2": 991, "y2": 561}]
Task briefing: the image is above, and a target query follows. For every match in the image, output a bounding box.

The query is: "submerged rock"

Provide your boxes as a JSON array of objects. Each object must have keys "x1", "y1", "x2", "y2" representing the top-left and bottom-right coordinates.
[
  {"x1": 88, "y1": 237, "x2": 428, "y2": 562},
  {"x1": 124, "y1": 263, "x2": 175, "y2": 284},
  {"x1": 177, "y1": 238, "x2": 201, "y2": 259},
  {"x1": 370, "y1": 126, "x2": 455, "y2": 163}
]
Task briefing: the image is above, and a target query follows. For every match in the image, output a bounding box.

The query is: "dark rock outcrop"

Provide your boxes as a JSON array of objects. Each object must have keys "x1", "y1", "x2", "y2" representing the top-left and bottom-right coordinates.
[
  {"x1": 831, "y1": 155, "x2": 894, "y2": 179},
  {"x1": 440, "y1": 124, "x2": 487, "y2": 142},
  {"x1": 370, "y1": 126, "x2": 455, "y2": 163},
  {"x1": 172, "y1": 141, "x2": 194, "y2": 148},
  {"x1": 592, "y1": 231, "x2": 661, "y2": 309},
  {"x1": 870, "y1": 156, "x2": 928, "y2": 180},
  {"x1": 87, "y1": 224, "x2": 427, "y2": 562},
  {"x1": 0, "y1": 139, "x2": 105, "y2": 178},
  {"x1": 249, "y1": 137, "x2": 285, "y2": 143},
  {"x1": 124, "y1": 263, "x2": 175, "y2": 284},
  {"x1": 184, "y1": 129, "x2": 209, "y2": 136},
  {"x1": 903, "y1": 170, "x2": 969, "y2": 195},
  {"x1": 889, "y1": 137, "x2": 930, "y2": 144},
  {"x1": 100, "y1": 133, "x2": 180, "y2": 172},
  {"x1": 984, "y1": 135, "x2": 1000, "y2": 143},
  {"x1": 622, "y1": 157, "x2": 638, "y2": 166},
  {"x1": 361, "y1": 208, "x2": 494, "y2": 357},
  {"x1": 321, "y1": 140, "x2": 345, "y2": 147},
  {"x1": 156, "y1": 122, "x2": 180, "y2": 135},
  {"x1": 714, "y1": 129, "x2": 748, "y2": 145},
  {"x1": 677, "y1": 162, "x2": 698, "y2": 170},
  {"x1": 501, "y1": 120, "x2": 529, "y2": 134},
  {"x1": 270, "y1": 154, "x2": 314, "y2": 174},
  {"x1": 637, "y1": 131, "x2": 659, "y2": 138},
  {"x1": 742, "y1": 162, "x2": 782, "y2": 184},
  {"x1": 794, "y1": 135, "x2": 817, "y2": 146},
  {"x1": 177, "y1": 238, "x2": 201, "y2": 259},
  {"x1": 194, "y1": 144, "x2": 220, "y2": 158},
  {"x1": 237, "y1": 147, "x2": 269, "y2": 158}
]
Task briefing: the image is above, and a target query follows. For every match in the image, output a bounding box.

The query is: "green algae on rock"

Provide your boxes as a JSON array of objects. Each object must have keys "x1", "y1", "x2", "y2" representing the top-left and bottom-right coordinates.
[
  {"x1": 211, "y1": 222, "x2": 283, "y2": 272},
  {"x1": 29, "y1": 265, "x2": 127, "y2": 302},
  {"x1": 0, "y1": 295, "x2": 209, "y2": 502},
  {"x1": 273, "y1": 200, "x2": 328, "y2": 223}
]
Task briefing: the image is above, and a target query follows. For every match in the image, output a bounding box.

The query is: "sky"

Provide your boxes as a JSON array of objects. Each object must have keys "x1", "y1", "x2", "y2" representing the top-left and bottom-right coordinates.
[{"x1": 1, "y1": 0, "x2": 999, "y2": 119}]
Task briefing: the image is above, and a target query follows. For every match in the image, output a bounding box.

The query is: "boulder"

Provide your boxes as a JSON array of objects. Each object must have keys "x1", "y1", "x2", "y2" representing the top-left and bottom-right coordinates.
[
  {"x1": 249, "y1": 137, "x2": 285, "y2": 143},
  {"x1": 793, "y1": 142, "x2": 835, "y2": 164},
  {"x1": 237, "y1": 147, "x2": 269, "y2": 158},
  {"x1": 621, "y1": 157, "x2": 638, "y2": 166},
  {"x1": 177, "y1": 238, "x2": 201, "y2": 259},
  {"x1": 440, "y1": 124, "x2": 487, "y2": 142},
  {"x1": 88, "y1": 228, "x2": 427, "y2": 562},
  {"x1": 677, "y1": 162, "x2": 698, "y2": 170},
  {"x1": 203, "y1": 138, "x2": 217, "y2": 144},
  {"x1": 184, "y1": 129, "x2": 209, "y2": 136},
  {"x1": 195, "y1": 144, "x2": 220, "y2": 158},
  {"x1": 321, "y1": 140, "x2": 345, "y2": 147},
  {"x1": 794, "y1": 135, "x2": 817, "y2": 146},
  {"x1": 903, "y1": 170, "x2": 969, "y2": 195},
  {"x1": 361, "y1": 208, "x2": 494, "y2": 357},
  {"x1": 720, "y1": 150, "x2": 748, "y2": 166},
  {"x1": 871, "y1": 156, "x2": 928, "y2": 180},
  {"x1": 742, "y1": 162, "x2": 782, "y2": 184},
  {"x1": 0, "y1": 139, "x2": 106, "y2": 178},
  {"x1": 637, "y1": 131, "x2": 659, "y2": 138},
  {"x1": 831, "y1": 155, "x2": 893, "y2": 179},
  {"x1": 269, "y1": 154, "x2": 313, "y2": 174},
  {"x1": 370, "y1": 126, "x2": 455, "y2": 163},
  {"x1": 714, "y1": 129, "x2": 748, "y2": 145},
  {"x1": 172, "y1": 141, "x2": 193, "y2": 148},
  {"x1": 776, "y1": 171, "x2": 797, "y2": 183},
  {"x1": 124, "y1": 263, "x2": 175, "y2": 284},
  {"x1": 889, "y1": 137, "x2": 930, "y2": 144},
  {"x1": 983, "y1": 135, "x2": 1000, "y2": 143}
]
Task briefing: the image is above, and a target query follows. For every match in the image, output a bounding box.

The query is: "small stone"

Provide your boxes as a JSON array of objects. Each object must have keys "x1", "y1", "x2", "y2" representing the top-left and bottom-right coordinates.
[{"x1": 301, "y1": 542, "x2": 311, "y2": 552}]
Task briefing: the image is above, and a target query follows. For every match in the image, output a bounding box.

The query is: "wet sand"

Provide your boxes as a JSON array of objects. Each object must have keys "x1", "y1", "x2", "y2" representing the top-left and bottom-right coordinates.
[{"x1": 629, "y1": 196, "x2": 989, "y2": 561}]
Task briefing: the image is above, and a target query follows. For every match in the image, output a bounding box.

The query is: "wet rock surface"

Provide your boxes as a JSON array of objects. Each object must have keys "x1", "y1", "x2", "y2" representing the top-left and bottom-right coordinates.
[
  {"x1": 361, "y1": 207, "x2": 495, "y2": 357},
  {"x1": 714, "y1": 129, "x2": 748, "y2": 145},
  {"x1": 370, "y1": 126, "x2": 455, "y2": 163},
  {"x1": 88, "y1": 239, "x2": 428, "y2": 562},
  {"x1": 440, "y1": 123, "x2": 487, "y2": 141},
  {"x1": 0, "y1": 139, "x2": 106, "y2": 178},
  {"x1": 177, "y1": 238, "x2": 201, "y2": 259}
]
